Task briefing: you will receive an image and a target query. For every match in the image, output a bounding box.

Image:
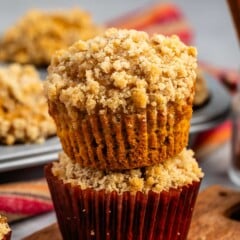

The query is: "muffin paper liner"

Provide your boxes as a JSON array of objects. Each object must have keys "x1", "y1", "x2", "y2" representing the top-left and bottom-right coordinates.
[
  {"x1": 49, "y1": 101, "x2": 192, "y2": 170},
  {"x1": 45, "y1": 163, "x2": 201, "y2": 240},
  {"x1": 3, "y1": 231, "x2": 11, "y2": 240}
]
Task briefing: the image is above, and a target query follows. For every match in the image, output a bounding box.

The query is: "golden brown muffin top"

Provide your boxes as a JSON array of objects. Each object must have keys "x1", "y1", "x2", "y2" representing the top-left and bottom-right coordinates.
[
  {"x1": 0, "y1": 8, "x2": 103, "y2": 66},
  {"x1": 52, "y1": 149, "x2": 203, "y2": 194},
  {"x1": 46, "y1": 28, "x2": 197, "y2": 115},
  {"x1": 0, "y1": 215, "x2": 10, "y2": 238},
  {"x1": 0, "y1": 64, "x2": 56, "y2": 145}
]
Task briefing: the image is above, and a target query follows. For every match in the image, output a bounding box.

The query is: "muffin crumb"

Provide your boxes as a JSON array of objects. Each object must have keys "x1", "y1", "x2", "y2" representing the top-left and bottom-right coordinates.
[{"x1": 52, "y1": 149, "x2": 203, "y2": 194}]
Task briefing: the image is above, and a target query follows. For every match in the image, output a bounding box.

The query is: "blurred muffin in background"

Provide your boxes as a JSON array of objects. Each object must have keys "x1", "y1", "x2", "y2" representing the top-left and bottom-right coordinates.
[
  {"x1": 0, "y1": 8, "x2": 104, "y2": 66},
  {"x1": 0, "y1": 215, "x2": 11, "y2": 240},
  {"x1": 193, "y1": 69, "x2": 209, "y2": 108},
  {"x1": 0, "y1": 64, "x2": 56, "y2": 145}
]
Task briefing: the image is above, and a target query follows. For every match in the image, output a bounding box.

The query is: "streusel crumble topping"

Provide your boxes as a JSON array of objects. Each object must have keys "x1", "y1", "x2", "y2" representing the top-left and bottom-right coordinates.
[
  {"x1": 0, "y1": 64, "x2": 56, "y2": 144},
  {"x1": 0, "y1": 8, "x2": 103, "y2": 65},
  {"x1": 52, "y1": 149, "x2": 203, "y2": 194},
  {"x1": 46, "y1": 28, "x2": 197, "y2": 114}
]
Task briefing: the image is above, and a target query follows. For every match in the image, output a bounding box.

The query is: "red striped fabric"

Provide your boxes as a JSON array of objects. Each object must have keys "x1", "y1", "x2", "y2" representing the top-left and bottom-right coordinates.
[{"x1": 0, "y1": 180, "x2": 53, "y2": 222}]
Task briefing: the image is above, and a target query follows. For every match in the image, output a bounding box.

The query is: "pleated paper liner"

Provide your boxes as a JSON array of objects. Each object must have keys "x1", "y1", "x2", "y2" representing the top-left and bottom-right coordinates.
[
  {"x1": 2, "y1": 231, "x2": 11, "y2": 240},
  {"x1": 45, "y1": 163, "x2": 201, "y2": 240},
  {"x1": 49, "y1": 101, "x2": 193, "y2": 170}
]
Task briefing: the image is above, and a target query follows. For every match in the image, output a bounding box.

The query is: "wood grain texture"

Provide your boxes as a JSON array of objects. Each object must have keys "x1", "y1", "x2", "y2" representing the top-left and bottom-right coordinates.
[
  {"x1": 24, "y1": 185, "x2": 240, "y2": 240},
  {"x1": 23, "y1": 223, "x2": 61, "y2": 240},
  {"x1": 188, "y1": 185, "x2": 240, "y2": 240}
]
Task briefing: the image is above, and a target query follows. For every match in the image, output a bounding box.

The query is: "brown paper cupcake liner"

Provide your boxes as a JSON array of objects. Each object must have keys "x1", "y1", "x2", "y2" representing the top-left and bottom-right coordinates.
[
  {"x1": 45, "y1": 163, "x2": 201, "y2": 240},
  {"x1": 49, "y1": 101, "x2": 193, "y2": 170},
  {"x1": 2, "y1": 231, "x2": 11, "y2": 240}
]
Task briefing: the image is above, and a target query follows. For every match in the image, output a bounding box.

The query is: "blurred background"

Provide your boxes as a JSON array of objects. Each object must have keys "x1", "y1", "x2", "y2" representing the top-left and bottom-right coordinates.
[{"x1": 0, "y1": 0, "x2": 239, "y2": 68}]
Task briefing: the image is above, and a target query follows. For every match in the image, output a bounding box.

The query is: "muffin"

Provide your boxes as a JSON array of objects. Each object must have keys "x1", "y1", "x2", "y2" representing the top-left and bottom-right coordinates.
[
  {"x1": 0, "y1": 8, "x2": 103, "y2": 66},
  {"x1": 45, "y1": 148, "x2": 203, "y2": 240},
  {"x1": 45, "y1": 28, "x2": 198, "y2": 170},
  {"x1": 193, "y1": 69, "x2": 209, "y2": 108},
  {"x1": 0, "y1": 215, "x2": 11, "y2": 240},
  {"x1": 0, "y1": 64, "x2": 56, "y2": 145}
]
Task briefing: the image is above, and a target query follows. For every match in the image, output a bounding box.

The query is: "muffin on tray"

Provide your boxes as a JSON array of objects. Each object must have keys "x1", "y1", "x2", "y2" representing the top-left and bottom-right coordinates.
[
  {"x1": 0, "y1": 8, "x2": 103, "y2": 66},
  {"x1": 0, "y1": 215, "x2": 11, "y2": 240},
  {"x1": 193, "y1": 69, "x2": 209, "y2": 108},
  {"x1": 0, "y1": 64, "x2": 56, "y2": 145},
  {"x1": 45, "y1": 28, "x2": 198, "y2": 170},
  {"x1": 45, "y1": 148, "x2": 203, "y2": 240}
]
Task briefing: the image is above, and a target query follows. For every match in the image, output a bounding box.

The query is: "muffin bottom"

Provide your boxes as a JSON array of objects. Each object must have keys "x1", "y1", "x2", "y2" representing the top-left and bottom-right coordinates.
[
  {"x1": 45, "y1": 163, "x2": 201, "y2": 240},
  {"x1": 49, "y1": 101, "x2": 192, "y2": 170}
]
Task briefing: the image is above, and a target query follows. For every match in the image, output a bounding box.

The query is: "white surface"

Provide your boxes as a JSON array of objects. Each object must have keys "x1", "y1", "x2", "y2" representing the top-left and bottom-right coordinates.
[{"x1": 0, "y1": 0, "x2": 239, "y2": 239}]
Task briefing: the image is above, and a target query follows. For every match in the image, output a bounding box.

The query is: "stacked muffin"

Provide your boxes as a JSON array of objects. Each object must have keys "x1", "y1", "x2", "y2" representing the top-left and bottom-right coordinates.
[
  {"x1": 45, "y1": 28, "x2": 203, "y2": 240},
  {"x1": 0, "y1": 215, "x2": 11, "y2": 240}
]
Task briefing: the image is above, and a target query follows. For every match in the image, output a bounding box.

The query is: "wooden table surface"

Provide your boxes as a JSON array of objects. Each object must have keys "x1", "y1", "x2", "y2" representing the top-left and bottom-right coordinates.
[{"x1": 24, "y1": 185, "x2": 240, "y2": 240}]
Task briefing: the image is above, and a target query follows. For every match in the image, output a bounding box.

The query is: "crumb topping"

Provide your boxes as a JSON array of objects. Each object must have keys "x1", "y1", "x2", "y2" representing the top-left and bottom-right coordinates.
[
  {"x1": 0, "y1": 215, "x2": 10, "y2": 238},
  {"x1": 46, "y1": 28, "x2": 197, "y2": 114},
  {"x1": 52, "y1": 149, "x2": 203, "y2": 194},
  {"x1": 0, "y1": 8, "x2": 103, "y2": 65},
  {"x1": 0, "y1": 64, "x2": 56, "y2": 145}
]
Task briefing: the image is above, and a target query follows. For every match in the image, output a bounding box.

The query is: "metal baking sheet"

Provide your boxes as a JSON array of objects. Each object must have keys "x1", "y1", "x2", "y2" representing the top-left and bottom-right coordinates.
[
  {"x1": 0, "y1": 136, "x2": 61, "y2": 162},
  {"x1": 0, "y1": 152, "x2": 59, "y2": 172}
]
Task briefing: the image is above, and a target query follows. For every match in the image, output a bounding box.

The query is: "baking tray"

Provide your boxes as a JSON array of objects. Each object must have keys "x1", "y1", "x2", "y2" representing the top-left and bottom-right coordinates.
[
  {"x1": 0, "y1": 136, "x2": 61, "y2": 161},
  {"x1": 0, "y1": 73, "x2": 231, "y2": 172},
  {"x1": 0, "y1": 137, "x2": 61, "y2": 172},
  {"x1": 190, "y1": 74, "x2": 231, "y2": 133}
]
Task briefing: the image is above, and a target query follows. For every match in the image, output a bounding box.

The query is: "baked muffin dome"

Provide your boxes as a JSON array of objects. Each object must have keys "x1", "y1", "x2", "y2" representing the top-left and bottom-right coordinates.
[
  {"x1": 45, "y1": 28, "x2": 197, "y2": 170},
  {"x1": 46, "y1": 28, "x2": 197, "y2": 114}
]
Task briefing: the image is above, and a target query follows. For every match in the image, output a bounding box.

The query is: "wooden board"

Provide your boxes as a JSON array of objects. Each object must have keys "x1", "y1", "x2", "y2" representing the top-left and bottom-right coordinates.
[{"x1": 23, "y1": 185, "x2": 240, "y2": 240}]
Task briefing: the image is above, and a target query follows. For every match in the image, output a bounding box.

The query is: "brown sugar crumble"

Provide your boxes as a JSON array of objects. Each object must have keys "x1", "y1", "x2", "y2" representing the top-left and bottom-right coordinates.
[
  {"x1": 46, "y1": 28, "x2": 197, "y2": 115},
  {"x1": 0, "y1": 8, "x2": 103, "y2": 66},
  {"x1": 52, "y1": 149, "x2": 203, "y2": 194},
  {"x1": 0, "y1": 215, "x2": 10, "y2": 239},
  {"x1": 0, "y1": 64, "x2": 56, "y2": 145}
]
